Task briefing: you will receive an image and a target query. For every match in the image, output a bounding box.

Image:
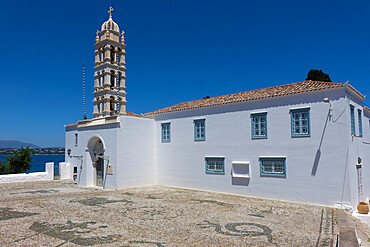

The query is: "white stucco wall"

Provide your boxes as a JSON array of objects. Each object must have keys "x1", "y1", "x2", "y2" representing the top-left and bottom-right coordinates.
[
  {"x1": 346, "y1": 96, "x2": 370, "y2": 209},
  {"x1": 115, "y1": 116, "x2": 156, "y2": 188},
  {"x1": 65, "y1": 123, "x2": 118, "y2": 188},
  {"x1": 65, "y1": 115, "x2": 156, "y2": 189},
  {"x1": 59, "y1": 162, "x2": 73, "y2": 180},
  {"x1": 154, "y1": 88, "x2": 358, "y2": 207},
  {"x1": 64, "y1": 87, "x2": 369, "y2": 209},
  {"x1": 0, "y1": 162, "x2": 54, "y2": 183}
]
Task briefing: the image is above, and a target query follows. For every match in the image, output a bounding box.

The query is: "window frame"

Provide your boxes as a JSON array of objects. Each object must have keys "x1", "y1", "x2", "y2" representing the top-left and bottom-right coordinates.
[
  {"x1": 205, "y1": 157, "x2": 225, "y2": 175},
  {"x1": 350, "y1": 105, "x2": 355, "y2": 135},
  {"x1": 161, "y1": 122, "x2": 171, "y2": 143},
  {"x1": 75, "y1": 133, "x2": 78, "y2": 147},
  {"x1": 290, "y1": 108, "x2": 311, "y2": 138},
  {"x1": 251, "y1": 112, "x2": 267, "y2": 139},
  {"x1": 358, "y1": 109, "x2": 363, "y2": 137},
  {"x1": 259, "y1": 157, "x2": 286, "y2": 178},
  {"x1": 194, "y1": 119, "x2": 206, "y2": 142}
]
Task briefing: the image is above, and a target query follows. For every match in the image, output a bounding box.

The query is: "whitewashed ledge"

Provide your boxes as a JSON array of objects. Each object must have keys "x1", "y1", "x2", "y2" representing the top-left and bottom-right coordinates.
[{"x1": 0, "y1": 162, "x2": 54, "y2": 183}]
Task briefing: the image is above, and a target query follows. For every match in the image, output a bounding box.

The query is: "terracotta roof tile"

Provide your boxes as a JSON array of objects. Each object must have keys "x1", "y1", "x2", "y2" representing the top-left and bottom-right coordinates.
[
  {"x1": 144, "y1": 80, "x2": 344, "y2": 116},
  {"x1": 126, "y1": 112, "x2": 143, "y2": 118},
  {"x1": 364, "y1": 106, "x2": 370, "y2": 113},
  {"x1": 65, "y1": 122, "x2": 78, "y2": 128}
]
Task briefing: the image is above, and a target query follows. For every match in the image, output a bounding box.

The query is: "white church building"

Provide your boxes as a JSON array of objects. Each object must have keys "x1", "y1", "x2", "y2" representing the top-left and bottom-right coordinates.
[{"x1": 65, "y1": 9, "x2": 370, "y2": 210}]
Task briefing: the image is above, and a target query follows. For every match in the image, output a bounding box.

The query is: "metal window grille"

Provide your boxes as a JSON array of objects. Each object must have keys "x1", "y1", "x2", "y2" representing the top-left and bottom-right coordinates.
[
  {"x1": 252, "y1": 114, "x2": 267, "y2": 138},
  {"x1": 161, "y1": 123, "x2": 170, "y2": 143},
  {"x1": 293, "y1": 111, "x2": 309, "y2": 135},
  {"x1": 260, "y1": 158, "x2": 286, "y2": 177},
  {"x1": 206, "y1": 158, "x2": 224, "y2": 174},
  {"x1": 194, "y1": 120, "x2": 205, "y2": 141}
]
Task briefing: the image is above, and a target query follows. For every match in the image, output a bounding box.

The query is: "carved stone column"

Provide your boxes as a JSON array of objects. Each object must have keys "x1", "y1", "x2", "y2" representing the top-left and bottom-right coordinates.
[
  {"x1": 94, "y1": 49, "x2": 100, "y2": 64},
  {"x1": 94, "y1": 74, "x2": 99, "y2": 90},
  {"x1": 93, "y1": 100, "x2": 99, "y2": 117},
  {"x1": 104, "y1": 45, "x2": 111, "y2": 62},
  {"x1": 120, "y1": 50, "x2": 126, "y2": 65},
  {"x1": 99, "y1": 101, "x2": 103, "y2": 115},
  {"x1": 103, "y1": 97, "x2": 110, "y2": 116},
  {"x1": 104, "y1": 71, "x2": 110, "y2": 89},
  {"x1": 100, "y1": 71, "x2": 104, "y2": 88},
  {"x1": 100, "y1": 47, "x2": 104, "y2": 62},
  {"x1": 120, "y1": 100, "x2": 126, "y2": 114}
]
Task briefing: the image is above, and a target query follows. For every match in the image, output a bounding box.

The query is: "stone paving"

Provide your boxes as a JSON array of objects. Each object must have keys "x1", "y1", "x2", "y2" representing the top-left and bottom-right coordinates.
[{"x1": 0, "y1": 180, "x2": 338, "y2": 246}]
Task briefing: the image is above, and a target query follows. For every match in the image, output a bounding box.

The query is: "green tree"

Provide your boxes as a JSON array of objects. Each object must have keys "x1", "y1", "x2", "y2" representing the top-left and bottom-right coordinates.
[
  {"x1": 0, "y1": 147, "x2": 35, "y2": 174},
  {"x1": 0, "y1": 160, "x2": 10, "y2": 174},
  {"x1": 306, "y1": 69, "x2": 332, "y2": 82}
]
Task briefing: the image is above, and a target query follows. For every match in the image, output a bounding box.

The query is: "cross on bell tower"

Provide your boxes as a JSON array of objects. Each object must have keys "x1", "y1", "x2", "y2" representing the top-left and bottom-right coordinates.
[
  {"x1": 93, "y1": 7, "x2": 127, "y2": 118},
  {"x1": 108, "y1": 6, "x2": 114, "y2": 18}
]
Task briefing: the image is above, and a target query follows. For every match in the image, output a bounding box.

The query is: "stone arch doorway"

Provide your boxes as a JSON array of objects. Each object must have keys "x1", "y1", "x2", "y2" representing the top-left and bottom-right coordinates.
[{"x1": 87, "y1": 136, "x2": 105, "y2": 187}]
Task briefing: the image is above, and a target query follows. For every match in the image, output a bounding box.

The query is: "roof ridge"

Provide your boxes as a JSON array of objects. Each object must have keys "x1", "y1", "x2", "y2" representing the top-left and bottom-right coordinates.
[
  {"x1": 142, "y1": 80, "x2": 344, "y2": 116},
  {"x1": 144, "y1": 80, "x2": 344, "y2": 116}
]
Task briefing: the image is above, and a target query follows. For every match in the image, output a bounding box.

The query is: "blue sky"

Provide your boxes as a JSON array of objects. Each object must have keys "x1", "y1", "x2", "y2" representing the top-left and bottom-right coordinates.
[{"x1": 0, "y1": 0, "x2": 369, "y2": 147}]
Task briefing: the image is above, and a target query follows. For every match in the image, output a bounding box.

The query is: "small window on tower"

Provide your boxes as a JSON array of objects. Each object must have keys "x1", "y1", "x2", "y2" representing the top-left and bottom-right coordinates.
[
  {"x1": 110, "y1": 46, "x2": 115, "y2": 64},
  {"x1": 75, "y1": 133, "x2": 78, "y2": 147},
  {"x1": 110, "y1": 97, "x2": 115, "y2": 111}
]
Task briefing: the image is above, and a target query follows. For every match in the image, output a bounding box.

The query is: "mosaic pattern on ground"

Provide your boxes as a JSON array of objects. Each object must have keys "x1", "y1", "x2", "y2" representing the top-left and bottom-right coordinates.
[
  {"x1": 0, "y1": 181, "x2": 339, "y2": 246},
  {"x1": 28, "y1": 220, "x2": 120, "y2": 246},
  {"x1": 11, "y1": 189, "x2": 59, "y2": 195},
  {"x1": 70, "y1": 197, "x2": 133, "y2": 207},
  {"x1": 0, "y1": 208, "x2": 38, "y2": 221},
  {"x1": 197, "y1": 220, "x2": 273, "y2": 242}
]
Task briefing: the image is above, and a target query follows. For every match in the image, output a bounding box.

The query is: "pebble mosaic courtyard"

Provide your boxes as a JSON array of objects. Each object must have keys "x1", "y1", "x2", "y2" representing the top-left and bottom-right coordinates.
[{"x1": 0, "y1": 180, "x2": 338, "y2": 246}]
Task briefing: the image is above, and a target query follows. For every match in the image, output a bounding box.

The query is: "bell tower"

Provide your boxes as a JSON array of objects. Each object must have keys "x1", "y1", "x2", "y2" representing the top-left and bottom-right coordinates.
[{"x1": 93, "y1": 7, "x2": 127, "y2": 118}]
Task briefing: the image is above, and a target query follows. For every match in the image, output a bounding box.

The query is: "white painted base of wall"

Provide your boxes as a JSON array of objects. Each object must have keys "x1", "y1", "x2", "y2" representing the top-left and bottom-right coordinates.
[
  {"x1": 59, "y1": 162, "x2": 73, "y2": 180},
  {"x1": 0, "y1": 162, "x2": 54, "y2": 183}
]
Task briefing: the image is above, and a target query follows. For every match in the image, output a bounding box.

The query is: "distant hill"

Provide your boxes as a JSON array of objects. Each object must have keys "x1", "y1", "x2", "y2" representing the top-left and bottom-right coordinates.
[{"x1": 0, "y1": 140, "x2": 40, "y2": 149}]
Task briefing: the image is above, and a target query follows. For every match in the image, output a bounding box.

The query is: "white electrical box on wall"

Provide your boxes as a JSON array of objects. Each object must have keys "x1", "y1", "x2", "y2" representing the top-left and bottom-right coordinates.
[{"x1": 231, "y1": 161, "x2": 250, "y2": 178}]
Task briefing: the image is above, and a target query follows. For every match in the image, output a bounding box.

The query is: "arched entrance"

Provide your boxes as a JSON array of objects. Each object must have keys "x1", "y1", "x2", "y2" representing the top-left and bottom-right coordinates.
[{"x1": 87, "y1": 136, "x2": 105, "y2": 187}]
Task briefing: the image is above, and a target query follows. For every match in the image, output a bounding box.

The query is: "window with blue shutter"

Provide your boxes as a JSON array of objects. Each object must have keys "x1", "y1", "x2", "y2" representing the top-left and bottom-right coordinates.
[
  {"x1": 194, "y1": 119, "x2": 205, "y2": 141},
  {"x1": 161, "y1": 123, "x2": 171, "y2": 143},
  {"x1": 290, "y1": 108, "x2": 310, "y2": 137},
  {"x1": 251, "y1": 112, "x2": 267, "y2": 139},
  {"x1": 205, "y1": 157, "x2": 225, "y2": 174},
  {"x1": 358, "y1": 109, "x2": 363, "y2": 137},
  {"x1": 350, "y1": 105, "x2": 355, "y2": 135},
  {"x1": 260, "y1": 157, "x2": 286, "y2": 177}
]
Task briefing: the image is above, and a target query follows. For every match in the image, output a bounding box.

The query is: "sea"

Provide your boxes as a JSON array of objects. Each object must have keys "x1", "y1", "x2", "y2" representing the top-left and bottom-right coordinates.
[{"x1": 0, "y1": 154, "x2": 64, "y2": 175}]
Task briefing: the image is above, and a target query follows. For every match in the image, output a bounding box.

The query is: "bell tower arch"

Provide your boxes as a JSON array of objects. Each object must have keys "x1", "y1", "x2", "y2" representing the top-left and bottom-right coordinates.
[{"x1": 93, "y1": 7, "x2": 127, "y2": 118}]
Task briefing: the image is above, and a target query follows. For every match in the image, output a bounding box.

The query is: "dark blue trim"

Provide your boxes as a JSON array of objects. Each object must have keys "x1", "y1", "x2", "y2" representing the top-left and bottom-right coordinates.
[
  {"x1": 259, "y1": 157, "x2": 286, "y2": 178},
  {"x1": 205, "y1": 157, "x2": 225, "y2": 175},
  {"x1": 161, "y1": 122, "x2": 171, "y2": 143},
  {"x1": 358, "y1": 109, "x2": 363, "y2": 137},
  {"x1": 194, "y1": 119, "x2": 206, "y2": 142},
  {"x1": 251, "y1": 112, "x2": 267, "y2": 139},
  {"x1": 290, "y1": 108, "x2": 311, "y2": 138},
  {"x1": 350, "y1": 105, "x2": 355, "y2": 135}
]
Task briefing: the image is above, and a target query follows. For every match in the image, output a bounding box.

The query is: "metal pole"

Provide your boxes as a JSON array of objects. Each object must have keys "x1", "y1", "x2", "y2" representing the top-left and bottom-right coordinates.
[{"x1": 83, "y1": 62, "x2": 87, "y2": 120}]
